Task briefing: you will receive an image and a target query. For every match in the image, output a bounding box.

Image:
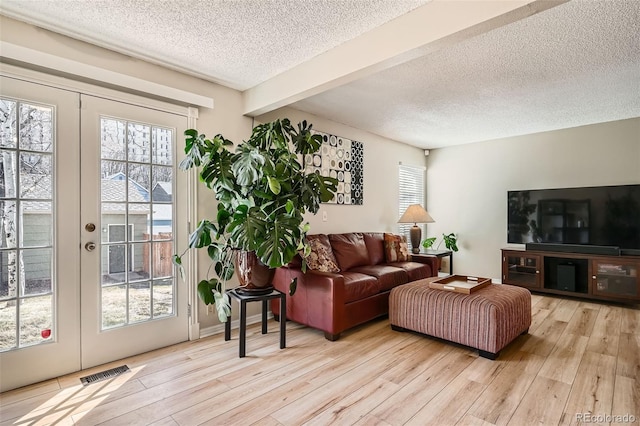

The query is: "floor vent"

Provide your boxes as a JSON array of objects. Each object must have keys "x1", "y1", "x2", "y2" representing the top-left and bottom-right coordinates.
[{"x1": 80, "y1": 365, "x2": 130, "y2": 386}]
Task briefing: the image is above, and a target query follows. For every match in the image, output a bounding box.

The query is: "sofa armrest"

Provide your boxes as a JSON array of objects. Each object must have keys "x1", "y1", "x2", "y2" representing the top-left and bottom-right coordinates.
[
  {"x1": 271, "y1": 267, "x2": 347, "y2": 335},
  {"x1": 410, "y1": 254, "x2": 439, "y2": 277}
]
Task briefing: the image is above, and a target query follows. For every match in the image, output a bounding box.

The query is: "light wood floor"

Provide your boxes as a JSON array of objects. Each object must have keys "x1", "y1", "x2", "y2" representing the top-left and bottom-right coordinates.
[{"x1": 1, "y1": 294, "x2": 639, "y2": 426}]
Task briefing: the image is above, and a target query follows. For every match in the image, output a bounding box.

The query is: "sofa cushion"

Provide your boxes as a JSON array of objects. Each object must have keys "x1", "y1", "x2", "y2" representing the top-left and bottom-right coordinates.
[
  {"x1": 342, "y1": 272, "x2": 381, "y2": 303},
  {"x1": 384, "y1": 233, "x2": 410, "y2": 262},
  {"x1": 388, "y1": 261, "x2": 433, "y2": 282},
  {"x1": 363, "y1": 233, "x2": 385, "y2": 265},
  {"x1": 350, "y1": 265, "x2": 409, "y2": 291},
  {"x1": 305, "y1": 234, "x2": 340, "y2": 273},
  {"x1": 329, "y1": 233, "x2": 370, "y2": 271}
]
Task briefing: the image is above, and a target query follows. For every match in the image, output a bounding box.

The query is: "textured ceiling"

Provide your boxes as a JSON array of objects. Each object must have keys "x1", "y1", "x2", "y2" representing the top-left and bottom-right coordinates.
[
  {"x1": 291, "y1": 0, "x2": 640, "y2": 147},
  {"x1": 1, "y1": 0, "x2": 639, "y2": 149},
  {"x1": 0, "y1": 0, "x2": 429, "y2": 90}
]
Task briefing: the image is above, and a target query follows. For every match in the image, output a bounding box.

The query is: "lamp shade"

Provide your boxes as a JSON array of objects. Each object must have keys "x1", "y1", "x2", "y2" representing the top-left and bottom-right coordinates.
[{"x1": 398, "y1": 204, "x2": 434, "y2": 224}]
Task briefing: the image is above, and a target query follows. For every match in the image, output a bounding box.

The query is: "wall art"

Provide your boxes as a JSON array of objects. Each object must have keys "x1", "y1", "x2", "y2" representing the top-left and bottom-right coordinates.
[{"x1": 304, "y1": 130, "x2": 364, "y2": 205}]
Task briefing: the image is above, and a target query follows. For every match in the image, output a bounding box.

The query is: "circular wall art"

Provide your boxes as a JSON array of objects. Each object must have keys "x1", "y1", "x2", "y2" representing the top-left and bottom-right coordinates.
[{"x1": 311, "y1": 130, "x2": 363, "y2": 205}]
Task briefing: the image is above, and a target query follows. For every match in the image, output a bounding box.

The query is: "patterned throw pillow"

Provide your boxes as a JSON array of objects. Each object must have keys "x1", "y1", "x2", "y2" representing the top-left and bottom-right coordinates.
[
  {"x1": 384, "y1": 233, "x2": 410, "y2": 262},
  {"x1": 305, "y1": 234, "x2": 341, "y2": 273}
]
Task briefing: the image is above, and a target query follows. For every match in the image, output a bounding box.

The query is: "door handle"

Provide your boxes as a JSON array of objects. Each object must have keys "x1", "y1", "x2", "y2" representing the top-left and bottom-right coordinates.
[{"x1": 85, "y1": 242, "x2": 96, "y2": 252}]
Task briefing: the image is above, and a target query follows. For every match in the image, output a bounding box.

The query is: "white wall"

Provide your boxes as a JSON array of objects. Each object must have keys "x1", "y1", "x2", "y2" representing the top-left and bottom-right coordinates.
[
  {"x1": 257, "y1": 107, "x2": 427, "y2": 235},
  {"x1": 426, "y1": 117, "x2": 640, "y2": 280}
]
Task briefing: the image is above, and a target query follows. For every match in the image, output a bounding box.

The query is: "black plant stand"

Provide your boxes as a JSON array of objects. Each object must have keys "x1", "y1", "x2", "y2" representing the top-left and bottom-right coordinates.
[{"x1": 224, "y1": 288, "x2": 286, "y2": 358}]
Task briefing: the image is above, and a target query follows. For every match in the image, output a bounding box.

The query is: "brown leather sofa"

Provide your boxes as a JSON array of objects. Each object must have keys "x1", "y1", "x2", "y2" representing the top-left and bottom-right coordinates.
[{"x1": 271, "y1": 232, "x2": 438, "y2": 340}]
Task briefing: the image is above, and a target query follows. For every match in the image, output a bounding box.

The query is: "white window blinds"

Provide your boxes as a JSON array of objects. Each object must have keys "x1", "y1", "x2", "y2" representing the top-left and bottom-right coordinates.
[{"x1": 398, "y1": 164, "x2": 426, "y2": 242}]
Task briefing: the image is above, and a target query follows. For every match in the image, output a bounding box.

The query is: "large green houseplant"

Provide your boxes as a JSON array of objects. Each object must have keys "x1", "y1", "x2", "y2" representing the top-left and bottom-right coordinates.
[{"x1": 174, "y1": 119, "x2": 337, "y2": 322}]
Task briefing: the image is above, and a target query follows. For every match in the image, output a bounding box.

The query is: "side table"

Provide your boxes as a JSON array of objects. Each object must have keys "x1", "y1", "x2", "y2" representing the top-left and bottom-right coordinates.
[
  {"x1": 413, "y1": 249, "x2": 454, "y2": 275},
  {"x1": 224, "y1": 288, "x2": 286, "y2": 358}
]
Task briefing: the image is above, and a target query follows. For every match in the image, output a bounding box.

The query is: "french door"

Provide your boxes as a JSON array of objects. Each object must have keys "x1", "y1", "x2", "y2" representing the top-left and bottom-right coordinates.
[
  {"x1": 79, "y1": 94, "x2": 188, "y2": 368},
  {"x1": 0, "y1": 77, "x2": 189, "y2": 391}
]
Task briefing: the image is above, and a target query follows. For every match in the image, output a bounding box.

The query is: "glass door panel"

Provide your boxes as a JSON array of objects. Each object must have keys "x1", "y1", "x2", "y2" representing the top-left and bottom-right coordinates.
[
  {"x1": 100, "y1": 116, "x2": 175, "y2": 329},
  {"x1": 0, "y1": 99, "x2": 55, "y2": 352}
]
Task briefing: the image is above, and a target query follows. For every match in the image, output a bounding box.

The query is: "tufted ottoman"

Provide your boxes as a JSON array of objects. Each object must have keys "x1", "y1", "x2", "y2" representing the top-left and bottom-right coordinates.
[{"x1": 389, "y1": 278, "x2": 531, "y2": 359}]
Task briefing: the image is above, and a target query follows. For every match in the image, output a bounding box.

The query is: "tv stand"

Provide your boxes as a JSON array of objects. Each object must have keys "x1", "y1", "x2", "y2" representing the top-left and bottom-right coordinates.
[{"x1": 501, "y1": 248, "x2": 640, "y2": 303}]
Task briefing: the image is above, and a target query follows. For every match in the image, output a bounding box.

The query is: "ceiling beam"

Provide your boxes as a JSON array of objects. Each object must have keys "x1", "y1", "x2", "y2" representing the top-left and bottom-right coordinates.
[{"x1": 243, "y1": 0, "x2": 568, "y2": 116}]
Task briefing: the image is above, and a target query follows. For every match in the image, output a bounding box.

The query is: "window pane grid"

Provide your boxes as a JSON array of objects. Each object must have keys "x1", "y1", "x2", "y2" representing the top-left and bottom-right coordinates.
[
  {"x1": 0, "y1": 97, "x2": 54, "y2": 352},
  {"x1": 100, "y1": 117, "x2": 175, "y2": 330}
]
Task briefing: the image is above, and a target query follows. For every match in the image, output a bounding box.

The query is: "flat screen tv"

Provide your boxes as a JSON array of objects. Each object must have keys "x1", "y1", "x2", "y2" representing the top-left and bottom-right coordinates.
[{"x1": 507, "y1": 184, "x2": 640, "y2": 252}]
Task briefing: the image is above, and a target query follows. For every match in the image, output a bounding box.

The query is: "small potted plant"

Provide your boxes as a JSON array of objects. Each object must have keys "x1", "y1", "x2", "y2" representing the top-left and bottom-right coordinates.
[
  {"x1": 422, "y1": 233, "x2": 458, "y2": 273},
  {"x1": 422, "y1": 232, "x2": 459, "y2": 252},
  {"x1": 174, "y1": 119, "x2": 338, "y2": 322}
]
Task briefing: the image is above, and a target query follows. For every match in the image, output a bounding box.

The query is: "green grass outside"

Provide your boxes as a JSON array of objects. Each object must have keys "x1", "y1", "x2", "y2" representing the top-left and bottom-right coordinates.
[{"x1": 0, "y1": 283, "x2": 174, "y2": 351}]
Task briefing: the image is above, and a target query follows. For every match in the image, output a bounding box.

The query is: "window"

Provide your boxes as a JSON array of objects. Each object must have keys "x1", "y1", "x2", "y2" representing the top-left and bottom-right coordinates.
[
  {"x1": 398, "y1": 164, "x2": 425, "y2": 242},
  {"x1": 0, "y1": 98, "x2": 55, "y2": 351},
  {"x1": 99, "y1": 117, "x2": 175, "y2": 329}
]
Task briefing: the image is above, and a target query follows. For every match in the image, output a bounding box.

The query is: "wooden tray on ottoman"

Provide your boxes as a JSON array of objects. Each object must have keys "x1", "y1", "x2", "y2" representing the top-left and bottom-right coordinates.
[{"x1": 428, "y1": 275, "x2": 491, "y2": 294}]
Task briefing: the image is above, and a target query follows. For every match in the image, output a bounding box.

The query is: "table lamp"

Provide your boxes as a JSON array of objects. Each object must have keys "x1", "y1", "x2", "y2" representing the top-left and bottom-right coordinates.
[{"x1": 398, "y1": 204, "x2": 435, "y2": 253}]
